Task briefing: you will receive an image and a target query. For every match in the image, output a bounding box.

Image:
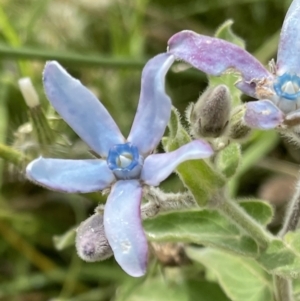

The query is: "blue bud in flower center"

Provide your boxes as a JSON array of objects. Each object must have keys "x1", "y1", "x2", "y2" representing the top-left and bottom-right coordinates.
[
  {"x1": 274, "y1": 73, "x2": 300, "y2": 100},
  {"x1": 107, "y1": 143, "x2": 143, "y2": 180}
]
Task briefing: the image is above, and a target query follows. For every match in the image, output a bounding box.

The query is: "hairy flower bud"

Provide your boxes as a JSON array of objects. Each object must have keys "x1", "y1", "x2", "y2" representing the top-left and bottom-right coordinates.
[
  {"x1": 76, "y1": 211, "x2": 113, "y2": 262},
  {"x1": 187, "y1": 84, "x2": 231, "y2": 138},
  {"x1": 228, "y1": 105, "x2": 251, "y2": 140}
]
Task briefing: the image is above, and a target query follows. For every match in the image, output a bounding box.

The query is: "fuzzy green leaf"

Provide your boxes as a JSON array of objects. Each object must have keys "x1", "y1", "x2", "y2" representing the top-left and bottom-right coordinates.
[
  {"x1": 238, "y1": 199, "x2": 274, "y2": 226},
  {"x1": 215, "y1": 19, "x2": 245, "y2": 48},
  {"x1": 119, "y1": 278, "x2": 188, "y2": 301},
  {"x1": 118, "y1": 277, "x2": 230, "y2": 301},
  {"x1": 257, "y1": 232, "x2": 300, "y2": 278},
  {"x1": 216, "y1": 142, "x2": 241, "y2": 178},
  {"x1": 187, "y1": 248, "x2": 274, "y2": 301},
  {"x1": 186, "y1": 279, "x2": 231, "y2": 301},
  {"x1": 144, "y1": 210, "x2": 258, "y2": 257}
]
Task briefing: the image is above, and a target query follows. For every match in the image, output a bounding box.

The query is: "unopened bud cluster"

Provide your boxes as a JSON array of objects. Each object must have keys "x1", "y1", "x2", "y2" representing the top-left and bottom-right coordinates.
[
  {"x1": 186, "y1": 84, "x2": 251, "y2": 143},
  {"x1": 187, "y1": 85, "x2": 231, "y2": 139}
]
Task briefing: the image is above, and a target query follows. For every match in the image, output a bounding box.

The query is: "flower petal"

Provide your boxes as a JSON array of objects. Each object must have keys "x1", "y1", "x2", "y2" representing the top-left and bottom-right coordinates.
[
  {"x1": 26, "y1": 157, "x2": 115, "y2": 193},
  {"x1": 127, "y1": 53, "x2": 175, "y2": 157},
  {"x1": 277, "y1": 0, "x2": 300, "y2": 74},
  {"x1": 104, "y1": 180, "x2": 147, "y2": 277},
  {"x1": 43, "y1": 61, "x2": 125, "y2": 157},
  {"x1": 244, "y1": 100, "x2": 284, "y2": 129},
  {"x1": 167, "y1": 30, "x2": 271, "y2": 97},
  {"x1": 141, "y1": 140, "x2": 213, "y2": 186}
]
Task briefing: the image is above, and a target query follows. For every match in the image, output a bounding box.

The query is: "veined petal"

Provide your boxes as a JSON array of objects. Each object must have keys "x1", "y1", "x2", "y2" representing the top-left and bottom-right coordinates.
[
  {"x1": 26, "y1": 157, "x2": 115, "y2": 193},
  {"x1": 141, "y1": 140, "x2": 213, "y2": 186},
  {"x1": 244, "y1": 100, "x2": 284, "y2": 129},
  {"x1": 167, "y1": 30, "x2": 271, "y2": 97},
  {"x1": 277, "y1": 0, "x2": 300, "y2": 74},
  {"x1": 127, "y1": 53, "x2": 174, "y2": 157},
  {"x1": 43, "y1": 62, "x2": 125, "y2": 157},
  {"x1": 104, "y1": 180, "x2": 147, "y2": 277}
]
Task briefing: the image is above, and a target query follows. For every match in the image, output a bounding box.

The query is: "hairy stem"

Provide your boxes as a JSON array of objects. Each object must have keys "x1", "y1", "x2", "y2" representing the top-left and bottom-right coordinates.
[
  {"x1": 273, "y1": 177, "x2": 300, "y2": 301},
  {"x1": 141, "y1": 187, "x2": 196, "y2": 219},
  {"x1": 274, "y1": 275, "x2": 294, "y2": 301},
  {"x1": 279, "y1": 181, "x2": 300, "y2": 237},
  {"x1": 217, "y1": 196, "x2": 272, "y2": 249}
]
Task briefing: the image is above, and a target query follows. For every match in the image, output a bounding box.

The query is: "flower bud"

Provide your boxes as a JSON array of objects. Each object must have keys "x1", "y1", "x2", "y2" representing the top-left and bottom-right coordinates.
[
  {"x1": 228, "y1": 105, "x2": 251, "y2": 140},
  {"x1": 76, "y1": 211, "x2": 113, "y2": 262},
  {"x1": 18, "y1": 77, "x2": 40, "y2": 108},
  {"x1": 187, "y1": 84, "x2": 231, "y2": 138}
]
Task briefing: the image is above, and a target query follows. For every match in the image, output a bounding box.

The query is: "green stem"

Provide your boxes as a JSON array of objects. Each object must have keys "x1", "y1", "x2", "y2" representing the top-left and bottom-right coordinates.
[
  {"x1": 279, "y1": 181, "x2": 300, "y2": 237},
  {"x1": 0, "y1": 144, "x2": 29, "y2": 166},
  {"x1": 0, "y1": 43, "x2": 146, "y2": 68},
  {"x1": 273, "y1": 178, "x2": 300, "y2": 301},
  {"x1": 218, "y1": 197, "x2": 272, "y2": 249},
  {"x1": 274, "y1": 276, "x2": 294, "y2": 301}
]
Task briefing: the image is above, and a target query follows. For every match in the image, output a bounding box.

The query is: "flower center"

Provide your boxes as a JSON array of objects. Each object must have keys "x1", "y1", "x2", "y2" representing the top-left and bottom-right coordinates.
[
  {"x1": 274, "y1": 73, "x2": 300, "y2": 100},
  {"x1": 107, "y1": 143, "x2": 143, "y2": 180}
]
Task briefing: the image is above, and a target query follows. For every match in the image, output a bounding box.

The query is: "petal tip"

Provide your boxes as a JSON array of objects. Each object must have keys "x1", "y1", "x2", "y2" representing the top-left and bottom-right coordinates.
[{"x1": 244, "y1": 100, "x2": 284, "y2": 129}]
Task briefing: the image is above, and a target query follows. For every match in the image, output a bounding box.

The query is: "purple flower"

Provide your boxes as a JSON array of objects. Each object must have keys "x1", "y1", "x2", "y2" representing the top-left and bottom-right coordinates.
[
  {"x1": 167, "y1": 0, "x2": 300, "y2": 129},
  {"x1": 26, "y1": 53, "x2": 214, "y2": 277}
]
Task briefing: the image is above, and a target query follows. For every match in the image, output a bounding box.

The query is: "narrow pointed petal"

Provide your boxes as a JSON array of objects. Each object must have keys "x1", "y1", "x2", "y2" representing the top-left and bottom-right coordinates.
[
  {"x1": 127, "y1": 53, "x2": 175, "y2": 157},
  {"x1": 277, "y1": 0, "x2": 300, "y2": 74},
  {"x1": 26, "y1": 157, "x2": 115, "y2": 193},
  {"x1": 141, "y1": 140, "x2": 213, "y2": 186},
  {"x1": 244, "y1": 100, "x2": 284, "y2": 130},
  {"x1": 104, "y1": 180, "x2": 147, "y2": 277},
  {"x1": 167, "y1": 30, "x2": 271, "y2": 97},
  {"x1": 43, "y1": 62, "x2": 125, "y2": 157}
]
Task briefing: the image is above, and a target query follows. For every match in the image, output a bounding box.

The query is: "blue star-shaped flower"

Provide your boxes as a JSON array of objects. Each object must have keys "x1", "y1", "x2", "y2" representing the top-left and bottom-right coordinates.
[
  {"x1": 26, "y1": 53, "x2": 213, "y2": 277},
  {"x1": 167, "y1": 0, "x2": 300, "y2": 129}
]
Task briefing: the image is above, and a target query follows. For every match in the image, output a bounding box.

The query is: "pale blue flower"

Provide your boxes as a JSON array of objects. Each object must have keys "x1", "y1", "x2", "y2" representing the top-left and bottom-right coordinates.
[
  {"x1": 26, "y1": 53, "x2": 214, "y2": 277},
  {"x1": 167, "y1": 0, "x2": 300, "y2": 129}
]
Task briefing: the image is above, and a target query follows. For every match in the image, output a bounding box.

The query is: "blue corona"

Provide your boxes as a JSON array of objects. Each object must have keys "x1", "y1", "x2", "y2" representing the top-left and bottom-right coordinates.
[
  {"x1": 274, "y1": 73, "x2": 300, "y2": 100},
  {"x1": 107, "y1": 143, "x2": 143, "y2": 179}
]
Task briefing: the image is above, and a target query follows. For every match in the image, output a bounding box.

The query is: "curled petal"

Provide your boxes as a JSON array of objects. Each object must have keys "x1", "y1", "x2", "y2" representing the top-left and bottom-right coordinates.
[
  {"x1": 128, "y1": 53, "x2": 175, "y2": 156},
  {"x1": 26, "y1": 157, "x2": 115, "y2": 193},
  {"x1": 141, "y1": 140, "x2": 213, "y2": 186},
  {"x1": 104, "y1": 180, "x2": 147, "y2": 277},
  {"x1": 277, "y1": 0, "x2": 300, "y2": 74},
  {"x1": 43, "y1": 62, "x2": 125, "y2": 157},
  {"x1": 244, "y1": 100, "x2": 284, "y2": 129},
  {"x1": 167, "y1": 30, "x2": 272, "y2": 97}
]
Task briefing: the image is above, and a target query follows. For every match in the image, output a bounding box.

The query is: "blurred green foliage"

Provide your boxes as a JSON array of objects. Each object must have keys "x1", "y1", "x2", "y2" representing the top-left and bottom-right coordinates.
[{"x1": 0, "y1": 0, "x2": 298, "y2": 300}]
